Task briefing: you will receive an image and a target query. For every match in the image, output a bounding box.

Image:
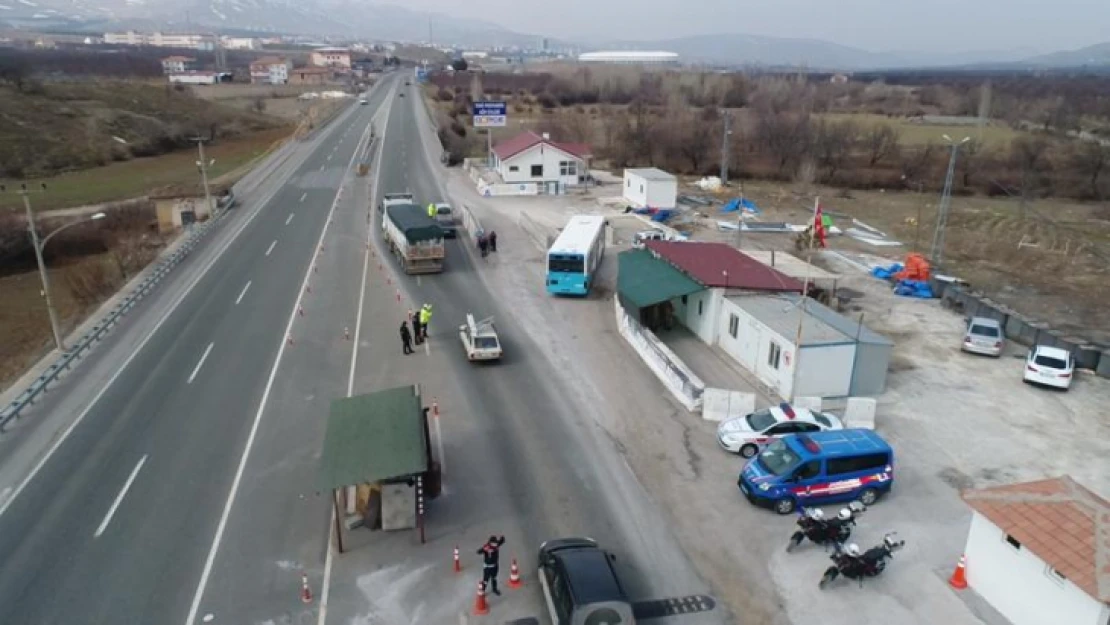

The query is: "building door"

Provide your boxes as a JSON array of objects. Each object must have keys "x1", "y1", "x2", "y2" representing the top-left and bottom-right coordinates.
[{"x1": 738, "y1": 319, "x2": 759, "y2": 370}]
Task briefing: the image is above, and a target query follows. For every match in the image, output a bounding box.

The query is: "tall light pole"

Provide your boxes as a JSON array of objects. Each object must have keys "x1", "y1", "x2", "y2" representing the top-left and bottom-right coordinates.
[
  {"x1": 192, "y1": 137, "x2": 216, "y2": 220},
  {"x1": 720, "y1": 111, "x2": 733, "y2": 185},
  {"x1": 4, "y1": 183, "x2": 106, "y2": 351},
  {"x1": 929, "y1": 134, "x2": 970, "y2": 267}
]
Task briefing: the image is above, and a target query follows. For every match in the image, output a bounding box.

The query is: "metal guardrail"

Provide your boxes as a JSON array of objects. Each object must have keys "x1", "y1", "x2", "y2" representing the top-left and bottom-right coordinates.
[{"x1": 0, "y1": 210, "x2": 228, "y2": 432}]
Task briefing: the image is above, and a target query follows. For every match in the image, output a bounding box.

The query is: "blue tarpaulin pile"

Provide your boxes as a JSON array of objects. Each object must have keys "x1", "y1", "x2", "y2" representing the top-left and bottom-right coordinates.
[
  {"x1": 721, "y1": 198, "x2": 761, "y2": 214},
  {"x1": 651, "y1": 209, "x2": 675, "y2": 222},
  {"x1": 870, "y1": 263, "x2": 903, "y2": 280},
  {"x1": 894, "y1": 279, "x2": 934, "y2": 298}
]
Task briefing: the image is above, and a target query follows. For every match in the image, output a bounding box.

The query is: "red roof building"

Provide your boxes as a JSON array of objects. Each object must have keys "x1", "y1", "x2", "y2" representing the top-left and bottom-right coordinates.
[
  {"x1": 645, "y1": 240, "x2": 803, "y2": 292},
  {"x1": 489, "y1": 131, "x2": 592, "y2": 194},
  {"x1": 960, "y1": 477, "x2": 1109, "y2": 625}
]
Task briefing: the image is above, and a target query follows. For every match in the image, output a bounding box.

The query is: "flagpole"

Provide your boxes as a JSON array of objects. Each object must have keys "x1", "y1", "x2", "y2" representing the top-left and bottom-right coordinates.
[{"x1": 789, "y1": 196, "x2": 820, "y2": 403}]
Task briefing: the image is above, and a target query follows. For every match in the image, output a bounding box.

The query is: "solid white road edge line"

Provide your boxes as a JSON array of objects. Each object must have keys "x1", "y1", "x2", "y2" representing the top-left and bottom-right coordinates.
[
  {"x1": 184, "y1": 117, "x2": 375, "y2": 625},
  {"x1": 285, "y1": 213, "x2": 294, "y2": 226},
  {"x1": 265, "y1": 240, "x2": 277, "y2": 256},
  {"x1": 434, "y1": 416, "x2": 445, "y2": 478},
  {"x1": 319, "y1": 81, "x2": 395, "y2": 625},
  {"x1": 186, "y1": 343, "x2": 215, "y2": 385},
  {"x1": 94, "y1": 454, "x2": 148, "y2": 538},
  {"x1": 299, "y1": 192, "x2": 307, "y2": 203},
  {"x1": 234, "y1": 281, "x2": 252, "y2": 306}
]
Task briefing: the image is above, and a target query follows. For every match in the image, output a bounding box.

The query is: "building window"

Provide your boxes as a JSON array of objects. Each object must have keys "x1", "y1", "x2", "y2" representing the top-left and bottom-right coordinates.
[
  {"x1": 639, "y1": 184, "x2": 644, "y2": 193},
  {"x1": 509, "y1": 166, "x2": 519, "y2": 172},
  {"x1": 681, "y1": 295, "x2": 688, "y2": 305},
  {"x1": 768, "y1": 342, "x2": 782, "y2": 369},
  {"x1": 697, "y1": 300, "x2": 703, "y2": 316},
  {"x1": 1005, "y1": 534, "x2": 1022, "y2": 549},
  {"x1": 530, "y1": 164, "x2": 543, "y2": 177},
  {"x1": 728, "y1": 314, "x2": 739, "y2": 338},
  {"x1": 1045, "y1": 565, "x2": 1067, "y2": 585},
  {"x1": 559, "y1": 160, "x2": 577, "y2": 176}
]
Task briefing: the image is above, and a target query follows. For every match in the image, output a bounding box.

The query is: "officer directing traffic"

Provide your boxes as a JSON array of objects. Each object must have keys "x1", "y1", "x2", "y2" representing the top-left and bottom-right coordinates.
[
  {"x1": 418, "y1": 303, "x2": 433, "y2": 342},
  {"x1": 477, "y1": 535, "x2": 506, "y2": 595}
]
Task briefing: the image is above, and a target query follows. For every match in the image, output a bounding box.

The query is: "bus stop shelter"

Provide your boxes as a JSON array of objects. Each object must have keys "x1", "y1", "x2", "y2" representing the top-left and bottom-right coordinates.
[{"x1": 318, "y1": 385, "x2": 436, "y2": 552}]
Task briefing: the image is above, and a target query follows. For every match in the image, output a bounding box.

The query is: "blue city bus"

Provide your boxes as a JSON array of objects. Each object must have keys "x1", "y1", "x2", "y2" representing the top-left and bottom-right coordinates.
[{"x1": 546, "y1": 215, "x2": 606, "y2": 296}]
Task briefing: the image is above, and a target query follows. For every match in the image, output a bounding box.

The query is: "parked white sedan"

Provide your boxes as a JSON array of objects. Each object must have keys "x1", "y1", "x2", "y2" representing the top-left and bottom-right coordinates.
[
  {"x1": 1023, "y1": 345, "x2": 1075, "y2": 390},
  {"x1": 961, "y1": 316, "x2": 1004, "y2": 357},
  {"x1": 717, "y1": 403, "x2": 843, "y2": 458}
]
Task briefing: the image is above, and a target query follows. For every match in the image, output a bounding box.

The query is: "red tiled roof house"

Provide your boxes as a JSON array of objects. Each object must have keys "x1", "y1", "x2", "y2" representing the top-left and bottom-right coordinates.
[
  {"x1": 961, "y1": 476, "x2": 1109, "y2": 625},
  {"x1": 492, "y1": 131, "x2": 591, "y2": 194}
]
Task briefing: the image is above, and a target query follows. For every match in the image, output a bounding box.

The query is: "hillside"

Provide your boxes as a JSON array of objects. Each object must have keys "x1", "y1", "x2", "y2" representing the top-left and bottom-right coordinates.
[{"x1": 0, "y1": 79, "x2": 283, "y2": 180}]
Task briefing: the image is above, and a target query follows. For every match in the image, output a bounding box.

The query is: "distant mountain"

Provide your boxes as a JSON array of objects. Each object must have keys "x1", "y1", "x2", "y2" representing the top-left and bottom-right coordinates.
[
  {"x1": 0, "y1": 0, "x2": 550, "y2": 48},
  {"x1": 1020, "y1": 42, "x2": 1110, "y2": 67}
]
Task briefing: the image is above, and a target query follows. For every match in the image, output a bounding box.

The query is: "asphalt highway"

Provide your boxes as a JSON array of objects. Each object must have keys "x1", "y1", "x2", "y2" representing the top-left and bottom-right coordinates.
[{"x1": 0, "y1": 78, "x2": 393, "y2": 625}]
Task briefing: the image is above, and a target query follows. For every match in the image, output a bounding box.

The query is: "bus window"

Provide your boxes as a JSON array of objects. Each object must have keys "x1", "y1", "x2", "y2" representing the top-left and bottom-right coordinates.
[{"x1": 549, "y1": 255, "x2": 584, "y2": 273}]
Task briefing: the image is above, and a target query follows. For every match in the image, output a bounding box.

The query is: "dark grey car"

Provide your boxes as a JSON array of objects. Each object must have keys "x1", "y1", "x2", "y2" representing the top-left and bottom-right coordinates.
[{"x1": 538, "y1": 537, "x2": 636, "y2": 625}]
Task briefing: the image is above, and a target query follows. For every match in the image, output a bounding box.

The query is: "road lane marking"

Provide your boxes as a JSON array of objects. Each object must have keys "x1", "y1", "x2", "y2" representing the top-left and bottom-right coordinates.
[
  {"x1": 319, "y1": 164, "x2": 325, "y2": 171},
  {"x1": 286, "y1": 213, "x2": 294, "y2": 226},
  {"x1": 94, "y1": 455, "x2": 148, "y2": 538},
  {"x1": 327, "y1": 154, "x2": 333, "y2": 161},
  {"x1": 234, "y1": 281, "x2": 251, "y2": 305},
  {"x1": 185, "y1": 116, "x2": 376, "y2": 625},
  {"x1": 265, "y1": 240, "x2": 277, "y2": 256},
  {"x1": 187, "y1": 343, "x2": 214, "y2": 385},
  {"x1": 299, "y1": 192, "x2": 307, "y2": 203},
  {"x1": 0, "y1": 77, "x2": 391, "y2": 527},
  {"x1": 433, "y1": 415, "x2": 445, "y2": 478}
]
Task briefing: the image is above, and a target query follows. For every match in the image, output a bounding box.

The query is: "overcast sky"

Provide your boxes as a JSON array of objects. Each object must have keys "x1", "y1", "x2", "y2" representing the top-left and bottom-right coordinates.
[{"x1": 401, "y1": 0, "x2": 1107, "y2": 54}]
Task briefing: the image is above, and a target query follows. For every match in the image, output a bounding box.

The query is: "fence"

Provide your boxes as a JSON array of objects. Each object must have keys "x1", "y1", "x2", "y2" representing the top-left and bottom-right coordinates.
[
  {"x1": 935, "y1": 281, "x2": 1109, "y2": 377},
  {"x1": 457, "y1": 203, "x2": 483, "y2": 246},
  {"x1": 477, "y1": 180, "x2": 539, "y2": 197},
  {"x1": 614, "y1": 299, "x2": 705, "y2": 412}
]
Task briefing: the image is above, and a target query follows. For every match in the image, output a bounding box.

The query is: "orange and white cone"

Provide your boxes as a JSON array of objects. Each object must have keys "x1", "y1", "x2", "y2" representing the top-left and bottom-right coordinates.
[
  {"x1": 507, "y1": 558, "x2": 522, "y2": 589},
  {"x1": 472, "y1": 580, "x2": 489, "y2": 615},
  {"x1": 948, "y1": 554, "x2": 968, "y2": 589},
  {"x1": 453, "y1": 546, "x2": 461, "y2": 573},
  {"x1": 301, "y1": 572, "x2": 313, "y2": 604}
]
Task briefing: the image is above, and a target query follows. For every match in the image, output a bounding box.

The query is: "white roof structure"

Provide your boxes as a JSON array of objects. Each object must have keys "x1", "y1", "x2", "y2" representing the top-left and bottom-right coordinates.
[
  {"x1": 578, "y1": 50, "x2": 679, "y2": 64},
  {"x1": 549, "y1": 215, "x2": 605, "y2": 256}
]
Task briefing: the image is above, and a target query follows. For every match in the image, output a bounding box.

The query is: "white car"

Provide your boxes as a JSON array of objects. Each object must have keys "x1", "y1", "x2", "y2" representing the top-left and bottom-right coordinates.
[
  {"x1": 1023, "y1": 345, "x2": 1074, "y2": 390},
  {"x1": 717, "y1": 403, "x2": 843, "y2": 458},
  {"x1": 961, "y1": 316, "x2": 1004, "y2": 357}
]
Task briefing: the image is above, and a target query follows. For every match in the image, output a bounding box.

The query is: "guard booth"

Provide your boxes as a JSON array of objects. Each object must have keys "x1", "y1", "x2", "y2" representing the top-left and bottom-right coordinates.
[{"x1": 318, "y1": 385, "x2": 441, "y2": 553}]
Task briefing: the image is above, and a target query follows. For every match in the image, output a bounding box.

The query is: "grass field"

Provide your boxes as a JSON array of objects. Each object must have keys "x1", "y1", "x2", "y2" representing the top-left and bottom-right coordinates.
[
  {"x1": 0, "y1": 127, "x2": 291, "y2": 212},
  {"x1": 815, "y1": 112, "x2": 1025, "y2": 147}
]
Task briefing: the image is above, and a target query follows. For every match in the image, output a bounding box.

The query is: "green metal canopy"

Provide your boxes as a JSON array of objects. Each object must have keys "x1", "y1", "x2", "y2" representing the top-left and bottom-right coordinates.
[
  {"x1": 318, "y1": 386, "x2": 429, "y2": 491},
  {"x1": 617, "y1": 249, "x2": 705, "y2": 309}
]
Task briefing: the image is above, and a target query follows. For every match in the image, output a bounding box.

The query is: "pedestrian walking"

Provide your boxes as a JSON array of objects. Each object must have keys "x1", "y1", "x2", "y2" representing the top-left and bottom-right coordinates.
[
  {"x1": 488, "y1": 230, "x2": 497, "y2": 253},
  {"x1": 477, "y1": 535, "x2": 506, "y2": 595},
  {"x1": 400, "y1": 321, "x2": 414, "y2": 354},
  {"x1": 478, "y1": 234, "x2": 489, "y2": 258}
]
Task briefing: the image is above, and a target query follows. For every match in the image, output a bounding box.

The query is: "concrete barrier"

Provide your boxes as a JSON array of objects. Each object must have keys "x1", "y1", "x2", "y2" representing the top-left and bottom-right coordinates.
[
  {"x1": 702, "y1": 389, "x2": 755, "y2": 422},
  {"x1": 615, "y1": 299, "x2": 704, "y2": 412},
  {"x1": 1097, "y1": 349, "x2": 1110, "y2": 378},
  {"x1": 843, "y1": 397, "x2": 877, "y2": 430}
]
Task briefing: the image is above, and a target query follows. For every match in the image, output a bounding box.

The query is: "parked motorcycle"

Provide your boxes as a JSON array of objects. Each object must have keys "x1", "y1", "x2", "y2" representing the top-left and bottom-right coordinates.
[
  {"x1": 819, "y1": 532, "x2": 905, "y2": 589},
  {"x1": 786, "y1": 501, "x2": 866, "y2": 553}
]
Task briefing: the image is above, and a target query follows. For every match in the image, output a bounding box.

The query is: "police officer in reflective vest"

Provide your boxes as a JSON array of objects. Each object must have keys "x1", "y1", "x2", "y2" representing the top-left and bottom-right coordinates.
[
  {"x1": 477, "y1": 535, "x2": 506, "y2": 595},
  {"x1": 427, "y1": 203, "x2": 436, "y2": 218},
  {"x1": 418, "y1": 304, "x2": 432, "y2": 342}
]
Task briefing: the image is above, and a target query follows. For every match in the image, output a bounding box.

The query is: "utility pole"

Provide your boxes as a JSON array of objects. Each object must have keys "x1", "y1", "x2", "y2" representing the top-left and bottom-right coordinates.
[
  {"x1": 929, "y1": 135, "x2": 970, "y2": 267},
  {"x1": 23, "y1": 192, "x2": 64, "y2": 351},
  {"x1": 192, "y1": 137, "x2": 215, "y2": 220},
  {"x1": 720, "y1": 111, "x2": 733, "y2": 185}
]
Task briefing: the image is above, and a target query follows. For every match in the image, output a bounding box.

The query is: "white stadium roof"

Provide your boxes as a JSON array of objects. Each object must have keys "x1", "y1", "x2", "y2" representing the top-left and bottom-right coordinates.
[{"x1": 577, "y1": 50, "x2": 679, "y2": 63}]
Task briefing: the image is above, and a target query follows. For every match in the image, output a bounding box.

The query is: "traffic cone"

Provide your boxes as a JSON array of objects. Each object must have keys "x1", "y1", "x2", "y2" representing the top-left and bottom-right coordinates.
[
  {"x1": 472, "y1": 581, "x2": 489, "y2": 615},
  {"x1": 301, "y1": 572, "x2": 313, "y2": 604},
  {"x1": 948, "y1": 554, "x2": 968, "y2": 589},
  {"x1": 432, "y1": 399, "x2": 439, "y2": 418},
  {"x1": 507, "y1": 558, "x2": 522, "y2": 589},
  {"x1": 453, "y1": 546, "x2": 461, "y2": 573}
]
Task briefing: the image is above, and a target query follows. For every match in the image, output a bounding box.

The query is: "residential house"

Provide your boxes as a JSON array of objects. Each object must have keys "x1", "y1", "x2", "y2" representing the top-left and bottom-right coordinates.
[
  {"x1": 221, "y1": 37, "x2": 258, "y2": 50},
  {"x1": 289, "y1": 67, "x2": 331, "y2": 85},
  {"x1": 491, "y1": 131, "x2": 591, "y2": 195},
  {"x1": 961, "y1": 477, "x2": 1109, "y2": 625},
  {"x1": 250, "y1": 56, "x2": 292, "y2": 84},
  {"x1": 161, "y1": 56, "x2": 196, "y2": 74},
  {"x1": 310, "y1": 47, "x2": 351, "y2": 69}
]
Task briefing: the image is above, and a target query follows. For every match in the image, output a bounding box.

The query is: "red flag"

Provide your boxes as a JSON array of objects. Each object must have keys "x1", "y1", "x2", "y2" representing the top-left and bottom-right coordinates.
[{"x1": 813, "y1": 199, "x2": 827, "y2": 249}]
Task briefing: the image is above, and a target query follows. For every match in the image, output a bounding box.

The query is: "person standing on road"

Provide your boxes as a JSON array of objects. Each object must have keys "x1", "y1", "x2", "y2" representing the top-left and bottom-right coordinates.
[
  {"x1": 400, "y1": 321, "x2": 414, "y2": 354},
  {"x1": 418, "y1": 304, "x2": 433, "y2": 342},
  {"x1": 477, "y1": 535, "x2": 506, "y2": 595},
  {"x1": 488, "y1": 230, "x2": 497, "y2": 253},
  {"x1": 412, "y1": 314, "x2": 423, "y2": 345},
  {"x1": 478, "y1": 234, "x2": 489, "y2": 258},
  {"x1": 427, "y1": 203, "x2": 436, "y2": 218}
]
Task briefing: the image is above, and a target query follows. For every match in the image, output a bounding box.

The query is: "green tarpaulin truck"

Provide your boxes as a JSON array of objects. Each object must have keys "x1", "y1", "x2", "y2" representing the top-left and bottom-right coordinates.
[{"x1": 381, "y1": 202, "x2": 446, "y2": 274}]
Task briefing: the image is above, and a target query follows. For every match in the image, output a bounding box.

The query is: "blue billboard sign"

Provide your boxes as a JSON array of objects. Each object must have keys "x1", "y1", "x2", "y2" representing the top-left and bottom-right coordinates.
[{"x1": 473, "y1": 101, "x2": 507, "y2": 127}]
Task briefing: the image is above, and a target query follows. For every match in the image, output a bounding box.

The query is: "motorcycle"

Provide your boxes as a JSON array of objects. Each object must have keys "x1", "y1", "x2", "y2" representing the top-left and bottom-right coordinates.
[
  {"x1": 786, "y1": 501, "x2": 866, "y2": 553},
  {"x1": 819, "y1": 532, "x2": 905, "y2": 589}
]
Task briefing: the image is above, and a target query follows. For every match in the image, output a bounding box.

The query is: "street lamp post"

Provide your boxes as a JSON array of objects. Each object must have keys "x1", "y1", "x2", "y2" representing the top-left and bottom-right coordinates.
[
  {"x1": 929, "y1": 134, "x2": 970, "y2": 267},
  {"x1": 10, "y1": 184, "x2": 106, "y2": 351}
]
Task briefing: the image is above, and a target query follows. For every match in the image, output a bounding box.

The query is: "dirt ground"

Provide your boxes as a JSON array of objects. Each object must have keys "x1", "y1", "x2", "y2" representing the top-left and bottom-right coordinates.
[
  {"x1": 192, "y1": 83, "x2": 344, "y2": 121},
  {"x1": 443, "y1": 167, "x2": 1110, "y2": 625}
]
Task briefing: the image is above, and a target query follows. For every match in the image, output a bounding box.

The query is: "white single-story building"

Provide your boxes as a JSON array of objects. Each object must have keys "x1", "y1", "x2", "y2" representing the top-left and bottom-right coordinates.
[
  {"x1": 624, "y1": 167, "x2": 677, "y2": 209},
  {"x1": 491, "y1": 132, "x2": 592, "y2": 195},
  {"x1": 961, "y1": 477, "x2": 1109, "y2": 625},
  {"x1": 168, "y1": 71, "x2": 231, "y2": 85}
]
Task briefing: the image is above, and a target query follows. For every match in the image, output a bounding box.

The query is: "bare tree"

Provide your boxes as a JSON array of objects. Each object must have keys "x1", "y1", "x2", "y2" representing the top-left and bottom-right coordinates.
[
  {"x1": 899, "y1": 142, "x2": 938, "y2": 185},
  {"x1": 672, "y1": 108, "x2": 716, "y2": 173},
  {"x1": 957, "y1": 138, "x2": 983, "y2": 189},
  {"x1": 864, "y1": 124, "x2": 900, "y2": 166},
  {"x1": 755, "y1": 107, "x2": 812, "y2": 176},
  {"x1": 1009, "y1": 137, "x2": 1051, "y2": 217},
  {"x1": 1069, "y1": 140, "x2": 1109, "y2": 199},
  {"x1": 813, "y1": 119, "x2": 859, "y2": 181}
]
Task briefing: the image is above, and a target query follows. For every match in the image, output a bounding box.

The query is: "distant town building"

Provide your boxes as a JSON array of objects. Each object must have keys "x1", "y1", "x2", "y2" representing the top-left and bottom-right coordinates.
[
  {"x1": 830, "y1": 73, "x2": 850, "y2": 84},
  {"x1": 461, "y1": 51, "x2": 489, "y2": 60},
  {"x1": 168, "y1": 72, "x2": 231, "y2": 86},
  {"x1": 104, "y1": 31, "x2": 214, "y2": 50},
  {"x1": 289, "y1": 66, "x2": 331, "y2": 86},
  {"x1": 161, "y1": 56, "x2": 197, "y2": 74},
  {"x1": 577, "y1": 50, "x2": 679, "y2": 65},
  {"x1": 250, "y1": 56, "x2": 292, "y2": 85},
  {"x1": 221, "y1": 37, "x2": 259, "y2": 50},
  {"x1": 310, "y1": 47, "x2": 351, "y2": 69}
]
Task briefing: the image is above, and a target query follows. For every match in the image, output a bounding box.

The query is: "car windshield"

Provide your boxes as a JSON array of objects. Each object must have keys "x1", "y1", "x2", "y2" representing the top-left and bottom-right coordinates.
[
  {"x1": 475, "y1": 336, "x2": 499, "y2": 349},
  {"x1": 437, "y1": 207, "x2": 452, "y2": 215},
  {"x1": 812, "y1": 414, "x2": 832, "y2": 428},
  {"x1": 745, "y1": 409, "x2": 777, "y2": 431},
  {"x1": 1034, "y1": 354, "x2": 1067, "y2": 369},
  {"x1": 757, "y1": 439, "x2": 801, "y2": 476},
  {"x1": 970, "y1": 324, "x2": 999, "y2": 337}
]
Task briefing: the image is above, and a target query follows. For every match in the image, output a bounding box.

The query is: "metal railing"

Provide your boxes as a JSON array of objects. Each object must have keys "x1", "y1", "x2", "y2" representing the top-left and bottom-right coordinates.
[{"x1": 0, "y1": 210, "x2": 227, "y2": 432}]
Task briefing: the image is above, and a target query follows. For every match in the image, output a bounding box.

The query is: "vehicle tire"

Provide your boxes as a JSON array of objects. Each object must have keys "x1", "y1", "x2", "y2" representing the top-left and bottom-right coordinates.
[
  {"x1": 858, "y1": 488, "x2": 880, "y2": 506},
  {"x1": 786, "y1": 532, "x2": 805, "y2": 553},
  {"x1": 774, "y1": 498, "x2": 796, "y2": 515},
  {"x1": 819, "y1": 567, "x2": 838, "y2": 590},
  {"x1": 740, "y1": 444, "x2": 759, "y2": 458}
]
